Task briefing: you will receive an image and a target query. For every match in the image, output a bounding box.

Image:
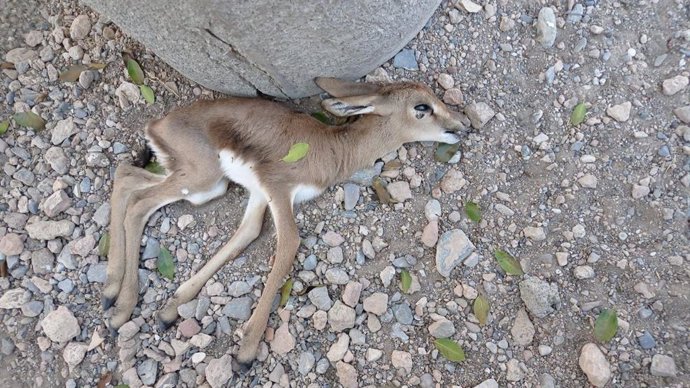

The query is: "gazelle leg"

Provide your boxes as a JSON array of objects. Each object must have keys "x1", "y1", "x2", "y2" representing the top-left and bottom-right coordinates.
[
  {"x1": 158, "y1": 191, "x2": 268, "y2": 328},
  {"x1": 109, "y1": 181, "x2": 183, "y2": 329},
  {"x1": 103, "y1": 165, "x2": 166, "y2": 309},
  {"x1": 236, "y1": 192, "x2": 300, "y2": 366}
]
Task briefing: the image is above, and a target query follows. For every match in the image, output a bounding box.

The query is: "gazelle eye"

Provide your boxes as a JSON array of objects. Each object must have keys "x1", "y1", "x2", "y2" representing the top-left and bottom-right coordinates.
[{"x1": 414, "y1": 104, "x2": 431, "y2": 112}]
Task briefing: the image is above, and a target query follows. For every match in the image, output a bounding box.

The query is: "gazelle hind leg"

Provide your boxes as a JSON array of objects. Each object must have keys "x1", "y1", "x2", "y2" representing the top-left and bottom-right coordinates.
[
  {"x1": 158, "y1": 191, "x2": 268, "y2": 328},
  {"x1": 103, "y1": 165, "x2": 167, "y2": 310},
  {"x1": 109, "y1": 175, "x2": 226, "y2": 329}
]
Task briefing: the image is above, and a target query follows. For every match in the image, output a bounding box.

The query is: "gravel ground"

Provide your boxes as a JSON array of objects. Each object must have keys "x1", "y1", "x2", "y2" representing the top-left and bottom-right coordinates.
[{"x1": 1, "y1": 0, "x2": 689, "y2": 387}]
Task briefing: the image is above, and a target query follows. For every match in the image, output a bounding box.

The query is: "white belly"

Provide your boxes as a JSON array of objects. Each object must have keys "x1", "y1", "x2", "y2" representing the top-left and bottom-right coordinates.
[
  {"x1": 218, "y1": 150, "x2": 261, "y2": 190},
  {"x1": 292, "y1": 185, "x2": 323, "y2": 204}
]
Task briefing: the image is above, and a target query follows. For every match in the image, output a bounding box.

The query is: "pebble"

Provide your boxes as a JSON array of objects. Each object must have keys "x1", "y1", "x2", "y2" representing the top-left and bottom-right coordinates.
[
  {"x1": 322, "y1": 231, "x2": 344, "y2": 246},
  {"x1": 31, "y1": 249, "x2": 54, "y2": 274},
  {"x1": 474, "y1": 379, "x2": 498, "y2": 388},
  {"x1": 574, "y1": 265, "x2": 595, "y2": 279},
  {"x1": 41, "y1": 306, "x2": 80, "y2": 342},
  {"x1": 298, "y1": 352, "x2": 315, "y2": 375},
  {"x1": 632, "y1": 184, "x2": 650, "y2": 199},
  {"x1": 662, "y1": 75, "x2": 689, "y2": 96},
  {"x1": 342, "y1": 281, "x2": 362, "y2": 307},
  {"x1": 26, "y1": 220, "x2": 75, "y2": 240},
  {"x1": 424, "y1": 199, "x2": 441, "y2": 221},
  {"x1": 271, "y1": 322, "x2": 295, "y2": 355},
  {"x1": 24, "y1": 30, "x2": 43, "y2": 47},
  {"x1": 308, "y1": 287, "x2": 333, "y2": 310},
  {"x1": 567, "y1": 3, "x2": 584, "y2": 23},
  {"x1": 506, "y1": 358, "x2": 525, "y2": 381},
  {"x1": 387, "y1": 181, "x2": 412, "y2": 202},
  {"x1": 363, "y1": 293, "x2": 388, "y2": 315},
  {"x1": 511, "y1": 308, "x2": 535, "y2": 346},
  {"x1": 579, "y1": 343, "x2": 611, "y2": 387},
  {"x1": 536, "y1": 7, "x2": 557, "y2": 48},
  {"x1": 392, "y1": 49, "x2": 418, "y2": 70},
  {"x1": 79, "y1": 70, "x2": 95, "y2": 89},
  {"x1": 392, "y1": 303, "x2": 413, "y2": 325},
  {"x1": 674, "y1": 105, "x2": 690, "y2": 123},
  {"x1": 335, "y1": 361, "x2": 358, "y2": 388},
  {"x1": 0, "y1": 233, "x2": 23, "y2": 256},
  {"x1": 51, "y1": 118, "x2": 77, "y2": 145},
  {"x1": 441, "y1": 88, "x2": 464, "y2": 106},
  {"x1": 221, "y1": 297, "x2": 253, "y2": 320},
  {"x1": 458, "y1": 0, "x2": 482, "y2": 13},
  {"x1": 435, "y1": 229, "x2": 475, "y2": 277},
  {"x1": 650, "y1": 354, "x2": 677, "y2": 377},
  {"x1": 5, "y1": 47, "x2": 38, "y2": 63},
  {"x1": 21, "y1": 300, "x2": 43, "y2": 317},
  {"x1": 327, "y1": 247, "x2": 344, "y2": 264},
  {"x1": 343, "y1": 183, "x2": 359, "y2": 210},
  {"x1": 538, "y1": 345, "x2": 553, "y2": 356},
  {"x1": 391, "y1": 350, "x2": 413, "y2": 373},
  {"x1": 519, "y1": 277, "x2": 561, "y2": 318},
  {"x1": 45, "y1": 147, "x2": 70, "y2": 174},
  {"x1": 437, "y1": 73, "x2": 454, "y2": 89},
  {"x1": 638, "y1": 331, "x2": 656, "y2": 349},
  {"x1": 326, "y1": 267, "x2": 348, "y2": 285},
  {"x1": 523, "y1": 226, "x2": 546, "y2": 241},
  {"x1": 428, "y1": 318, "x2": 455, "y2": 337},
  {"x1": 205, "y1": 355, "x2": 233, "y2": 388},
  {"x1": 578, "y1": 174, "x2": 598, "y2": 189},
  {"x1": 70, "y1": 15, "x2": 91, "y2": 40},
  {"x1": 328, "y1": 301, "x2": 356, "y2": 331},
  {"x1": 464, "y1": 102, "x2": 495, "y2": 129},
  {"x1": 63, "y1": 342, "x2": 88, "y2": 368},
  {"x1": 606, "y1": 102, "x2": 632, "y2": 122},
  {"x1": 227, "y1": 280, "x2": 251, "y2": 297},
  {"x1": 440, "y1": 168, "x2": 466, "y2": 193},
  {"x1": 421, "y1": 221, "x2": 439, "y2": 247},
  {"x1": 0, "y1": 288, "x2": 30, "y2": 309},
  {"x1": 326, "y1": 333, "x2": 350, "y2": 362},
  {"x1": 42, "y1": 190, "x2": 71, "y2": 217}
]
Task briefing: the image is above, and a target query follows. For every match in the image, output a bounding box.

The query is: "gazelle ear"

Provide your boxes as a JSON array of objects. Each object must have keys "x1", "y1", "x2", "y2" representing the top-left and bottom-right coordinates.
[
  {"x1": 315, "y1": 77, "x2": 381, "y2": 98},
  {"x1": 321, "y1": 95, "x2": 379, "y2": 117}
]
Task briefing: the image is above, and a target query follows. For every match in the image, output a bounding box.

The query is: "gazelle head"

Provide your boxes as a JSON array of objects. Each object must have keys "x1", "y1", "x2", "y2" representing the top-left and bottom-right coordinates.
[{"x1": 316, "y1": 77, "x2": 464, "y2": 144}]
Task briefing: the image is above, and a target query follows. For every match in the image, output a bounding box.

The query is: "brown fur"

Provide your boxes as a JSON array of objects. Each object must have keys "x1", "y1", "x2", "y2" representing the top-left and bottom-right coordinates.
[{"x1": 102, "y1": 78, "x2": 464, "y2": 365}]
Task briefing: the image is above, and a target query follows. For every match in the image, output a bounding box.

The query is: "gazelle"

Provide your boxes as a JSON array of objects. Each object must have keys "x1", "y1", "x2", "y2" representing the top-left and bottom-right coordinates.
[{"x1": 102, "y1": 77, "x2": 464, "y2": 366}]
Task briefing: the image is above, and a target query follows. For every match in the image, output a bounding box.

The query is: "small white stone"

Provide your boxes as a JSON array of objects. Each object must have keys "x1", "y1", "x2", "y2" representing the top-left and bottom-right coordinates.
[{"x1": 606, "y1": 101, "x2": 632, "y2": 122}]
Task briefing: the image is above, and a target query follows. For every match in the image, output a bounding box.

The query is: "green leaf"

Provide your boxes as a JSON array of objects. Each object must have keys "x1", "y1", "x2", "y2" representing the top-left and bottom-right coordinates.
[
  {"x1": 434, "y1": 338, "x2": 466, "y2": 362},
  {"x1": 594, "y1": 309, "x2": 618, "y2": 343},
  {"x1": 494, "y1": 249, "x2": 524, "y2": 276},
  {"x1": 157, "y1": 246, "x2": 175, "y2": 280},
  {"x1": 465, "y1": 201, "x2": 481, "y2": 223},
  {"x1": 280, "y1": 278, "x2": 294, "y2": 307},
  {"x1": 400, "y1": 270, "x2": 412, "y2": 293},
  {"x1": 371, "y1": 177, "x2": 392, "y2": 204},
  {"x1": 13, "y1": 112, "x2": 45, "y2": 131},
  {"x1": 570, "y1": 102, "x2": 587, "y2": 126},
  {"x1": 58, "y1": 65, "x2": 88, "y2": 82},
  {"x1": 311, "y1": 111, "x2": 331, "y2": 124},
  {"x1": 114, "y1": 385, "x2": 130, "y2": 388},
  {"x1": 98, "y1": 233, "x2": 110, "y2": 257},
  {"x1": 126, "y1": 58, "x2": 145, "y2": 85},
  {"x1": 144, "y1": 161, "x2": 166, "y2": 175},
  {"x1": 0, "y1": 120, "x2": 9, "y2": 136},
  {"x1": 282, "y1": 142, "x2": 310, "y2": 163},
  {"x1": 140, "y1": 85, "x2": 155, "y2": 104},
  {"x1": 473, "y1": 295, "x2": 490, "y2": 326},
  {"x1": 434, "y1": 142, "x2": 461, "y2": 163}
]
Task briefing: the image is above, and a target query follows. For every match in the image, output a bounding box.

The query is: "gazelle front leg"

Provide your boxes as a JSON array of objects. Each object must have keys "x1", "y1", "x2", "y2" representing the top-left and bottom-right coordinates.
[
  {"x1": 158, "y1": 192, "x2": 268, "y2": 328},
  {"x1": 236, "y1": 192, "x2": 300, "y2": 366}
]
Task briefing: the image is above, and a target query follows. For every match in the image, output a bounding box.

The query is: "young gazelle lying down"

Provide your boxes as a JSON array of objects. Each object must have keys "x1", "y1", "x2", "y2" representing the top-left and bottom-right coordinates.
[{"x1": 102, "y1": 77, "x2": 464, "y2": 366}]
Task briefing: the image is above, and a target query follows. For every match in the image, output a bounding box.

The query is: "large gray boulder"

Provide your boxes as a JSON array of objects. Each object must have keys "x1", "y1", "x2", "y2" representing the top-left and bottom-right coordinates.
[{"x1": 84, "y1": 0, "x2": 441, "y2": 97}]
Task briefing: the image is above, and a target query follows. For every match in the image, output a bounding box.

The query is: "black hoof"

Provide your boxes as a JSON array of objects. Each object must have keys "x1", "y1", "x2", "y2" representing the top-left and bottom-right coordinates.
[
  {"x1": 157, "y1": 317, "x2": 175, "y2": 332},
  {"x1": 101, "y1": 296, "x2": 116, "y2": 310},
  {"x1": 232, "y1": 358, "x2": 254, "y2": 374}
]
